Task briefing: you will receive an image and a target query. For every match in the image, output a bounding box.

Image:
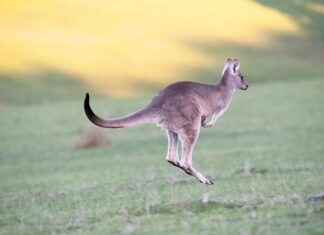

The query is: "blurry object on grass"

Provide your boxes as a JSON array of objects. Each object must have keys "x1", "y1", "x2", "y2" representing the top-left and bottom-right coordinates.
[
  {"x1": 74, "y1": 123, "x2": 111, "y2": 149},
  {"x1": 201, "y1": 193, "x2": 211, "y2": 205},
  {"x1": 244, "y1": 161, "x2": 256, "y2": 173},
  {"x1": 236, "y1": 161, "x2": 268, "y2": 174},
  {"x1": 308, "y1": 192, "x2": 324, "y2": 203}
]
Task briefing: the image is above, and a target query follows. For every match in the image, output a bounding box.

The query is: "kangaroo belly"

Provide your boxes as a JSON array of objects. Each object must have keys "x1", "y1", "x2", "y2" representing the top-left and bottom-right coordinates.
[{"x1": 153, "y1": 103, "x2": 201, "y2": 131}]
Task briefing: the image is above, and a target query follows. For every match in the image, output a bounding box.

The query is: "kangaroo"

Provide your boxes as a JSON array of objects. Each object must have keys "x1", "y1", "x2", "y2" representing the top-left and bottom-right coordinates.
[{"x1": 84, "y1": 58, "x2": 248, "y2": 185}]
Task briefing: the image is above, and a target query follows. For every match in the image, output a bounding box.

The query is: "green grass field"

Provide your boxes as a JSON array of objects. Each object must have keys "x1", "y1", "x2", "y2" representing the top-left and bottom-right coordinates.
[
  {"x1": 1, "y1": 1, "x2": 324, "y2": 234},
  {"x1": 1, "y1": 78, "x2": 324, "y2": 234}
]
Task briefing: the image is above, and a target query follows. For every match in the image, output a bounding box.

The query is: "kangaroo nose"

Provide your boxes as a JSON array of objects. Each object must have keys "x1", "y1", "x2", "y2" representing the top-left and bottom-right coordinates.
[{"x1": 246, "y1": 84, "x2": 249, "y2": 89}]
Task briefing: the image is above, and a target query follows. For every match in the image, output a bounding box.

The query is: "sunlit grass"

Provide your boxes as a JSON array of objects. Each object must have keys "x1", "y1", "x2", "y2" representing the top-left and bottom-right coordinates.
[
  {"x1": 0, "y1": 0, "x2": 300, "y2": 96},
  {"x1": 305, "y1": 1, "x2": 324, "y2": 14}
]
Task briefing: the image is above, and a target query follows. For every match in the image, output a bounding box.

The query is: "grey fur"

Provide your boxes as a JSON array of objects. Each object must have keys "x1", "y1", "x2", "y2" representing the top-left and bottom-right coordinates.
[{"x1": 84, "y1": 58, "x2": 248, "y2": 184}]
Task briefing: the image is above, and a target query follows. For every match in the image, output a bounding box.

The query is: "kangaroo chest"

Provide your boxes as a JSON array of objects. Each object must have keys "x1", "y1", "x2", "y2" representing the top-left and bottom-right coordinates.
[{"x1": 214, "y1": 92, "x2": 234, "y2": 117}]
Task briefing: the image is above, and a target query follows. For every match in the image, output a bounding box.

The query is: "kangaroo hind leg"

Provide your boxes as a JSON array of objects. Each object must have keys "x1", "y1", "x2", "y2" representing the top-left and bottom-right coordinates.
[
  {"x1": 179, "y1": 126, "x2": 213, "y2": 185},
  {"x1": 166, "y1": 130, "x2": 181, "y2": 168}
]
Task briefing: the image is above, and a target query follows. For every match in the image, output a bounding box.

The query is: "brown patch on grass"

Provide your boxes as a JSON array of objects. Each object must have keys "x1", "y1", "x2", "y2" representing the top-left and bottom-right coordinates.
[{"x1": 74, "y1": 124, "x2": 111, "y2": 149}]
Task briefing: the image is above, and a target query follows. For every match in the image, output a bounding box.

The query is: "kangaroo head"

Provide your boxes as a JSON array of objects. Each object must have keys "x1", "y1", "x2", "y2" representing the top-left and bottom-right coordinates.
[{"x1": 221, "y1": 58, "x2": 248, "y2": 90}]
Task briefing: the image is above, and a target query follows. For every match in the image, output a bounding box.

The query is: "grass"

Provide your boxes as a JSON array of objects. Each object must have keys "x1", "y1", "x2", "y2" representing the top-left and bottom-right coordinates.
[
  {"x1": 0, "y1": 78, "x2": 324, "y2": 235},
  {"x1": 0, "y1": 1, "x2": 324, "y2": 234}
]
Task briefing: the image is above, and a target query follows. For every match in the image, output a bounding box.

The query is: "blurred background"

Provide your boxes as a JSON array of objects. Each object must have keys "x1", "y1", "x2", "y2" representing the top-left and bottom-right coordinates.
[
  {"x1": 0, "y1": 0, "x2": 323, "y2": 103},
  {"x1": 1, "y1": 1, "x2": 324, "y2": 234}
]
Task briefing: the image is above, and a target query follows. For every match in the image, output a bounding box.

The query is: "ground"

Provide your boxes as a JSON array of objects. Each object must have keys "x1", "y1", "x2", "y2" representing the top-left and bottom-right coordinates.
[
  {"x1": 1, "y1": 1, "x2": 324, "y2": 234},
  {"x1": 0, "y1": 78, "x2": 323, "y2": 235}
]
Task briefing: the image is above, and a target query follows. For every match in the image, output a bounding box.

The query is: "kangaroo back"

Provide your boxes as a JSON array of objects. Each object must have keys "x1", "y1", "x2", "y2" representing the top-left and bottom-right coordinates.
[{"x1": 84, "y1": 93, "x2": 154, "y2": 128}]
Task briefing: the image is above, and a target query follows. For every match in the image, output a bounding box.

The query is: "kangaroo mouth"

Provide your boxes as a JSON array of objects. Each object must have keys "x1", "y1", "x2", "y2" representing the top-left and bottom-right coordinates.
[{"x1": 241, "y1": 84, "x2": 249, "y2": 90}]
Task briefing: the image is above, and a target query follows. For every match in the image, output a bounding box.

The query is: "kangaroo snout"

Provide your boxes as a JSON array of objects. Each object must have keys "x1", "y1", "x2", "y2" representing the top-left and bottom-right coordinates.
[{"x1": 240, "y1": 84, "x2": 249, "y2": 90}]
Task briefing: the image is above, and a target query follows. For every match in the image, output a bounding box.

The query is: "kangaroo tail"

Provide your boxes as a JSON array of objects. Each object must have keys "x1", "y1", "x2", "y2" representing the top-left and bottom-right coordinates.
[{"x1": 84, "y1": 93, "x2": 154, "y2": 128}]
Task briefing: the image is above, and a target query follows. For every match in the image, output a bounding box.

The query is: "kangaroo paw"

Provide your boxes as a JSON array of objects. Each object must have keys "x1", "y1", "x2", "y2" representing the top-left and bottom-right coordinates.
[
  {"x1": 203, "y1": 178, "x2": 214, "y2": 185},
  {"x1": 198, "y1": 176, "x2": 214, "y2": 185}
]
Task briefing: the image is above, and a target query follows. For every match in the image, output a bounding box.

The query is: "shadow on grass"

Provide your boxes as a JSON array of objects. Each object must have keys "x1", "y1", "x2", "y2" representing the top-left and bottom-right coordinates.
[
  {"x1": 256, "y1": 0, "x2": 324, "y2": 41},
  {"x1": 121, "y1": 39, "x2": 324, "y2": 97},
  {"x1": 0, "y1": 67, "x2": 101, "y2": 105},
  {"x1": 129, "y1": 1, "x2": 324, "y2": 95},
  {"x1": 181, "y1": 36, "x2": 323, "y2": 85}
]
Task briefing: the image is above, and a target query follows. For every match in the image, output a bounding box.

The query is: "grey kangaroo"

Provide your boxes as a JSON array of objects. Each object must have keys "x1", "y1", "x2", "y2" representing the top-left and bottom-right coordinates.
[{"x1": 84, "y1": 58, "x2": 248, "y2": 185}]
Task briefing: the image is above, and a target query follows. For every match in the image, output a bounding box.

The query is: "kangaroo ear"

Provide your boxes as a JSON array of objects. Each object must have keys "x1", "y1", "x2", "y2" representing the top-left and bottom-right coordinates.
[
  {"x1": 221, "y1": 58, "x2": 232, "y2": 76},
  {"x1": 232, "y1": 58, "x2": 240, "y2": 73}
]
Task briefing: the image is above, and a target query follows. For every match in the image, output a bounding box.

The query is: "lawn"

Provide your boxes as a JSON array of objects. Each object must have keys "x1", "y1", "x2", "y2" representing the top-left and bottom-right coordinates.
[
  {"x1": 0, "y1": 77, "x2": 323, "y2": 235},
  {"x1": 1, "y1": 0, "x2": 324, "y2": 234}
]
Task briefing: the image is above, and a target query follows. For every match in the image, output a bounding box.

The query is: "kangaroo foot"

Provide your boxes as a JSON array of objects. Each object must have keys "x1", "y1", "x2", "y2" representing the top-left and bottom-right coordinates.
[{"x1": 182, "y1": 166, "x2": 214, "y2": 185}]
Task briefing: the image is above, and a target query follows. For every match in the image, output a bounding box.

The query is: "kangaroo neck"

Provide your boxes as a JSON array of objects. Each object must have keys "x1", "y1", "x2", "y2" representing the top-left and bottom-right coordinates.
[{"x1": 219, "y1": 77, "x2": 236, "y2": 99}]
